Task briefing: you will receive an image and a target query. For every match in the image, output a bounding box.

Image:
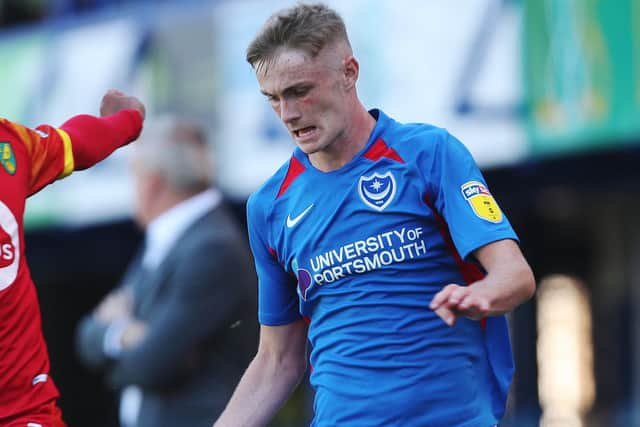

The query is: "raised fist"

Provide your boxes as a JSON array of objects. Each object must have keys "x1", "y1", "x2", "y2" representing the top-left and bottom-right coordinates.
[{"x1": 100, "y1": 89, "x2": 146, "y2": 120}]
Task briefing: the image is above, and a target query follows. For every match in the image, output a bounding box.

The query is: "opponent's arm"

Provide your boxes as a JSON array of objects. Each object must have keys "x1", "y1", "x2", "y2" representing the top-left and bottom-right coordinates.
[
  {"x1": 430, "y1": 239, "x2": 535, "y2": 326},
  {"x1": 214, "y1": 319, "x2": 308, "y2": 427},
  {"x1": 60, "y1": 89, "x2": 145, "y2": 170},
  {"x1": 22, "y1": 90, "x2": 145, "y2": 195}
]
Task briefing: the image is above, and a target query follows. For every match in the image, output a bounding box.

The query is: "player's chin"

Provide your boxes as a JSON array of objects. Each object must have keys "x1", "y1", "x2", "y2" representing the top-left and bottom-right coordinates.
[{"x1": 295, "y1": 141, "x2": 323, "y2": 155}]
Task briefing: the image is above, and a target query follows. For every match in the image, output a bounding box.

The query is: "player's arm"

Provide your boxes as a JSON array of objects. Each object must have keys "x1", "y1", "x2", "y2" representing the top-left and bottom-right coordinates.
[
  {"x1": 59, "y1": 89, "x2": 145, "y2": 171},
  {"x1": 214, "y1": 318, "x2": 308, "y2": 427},
  {"x1": 430, "y1": 239, "x2": 535, "y2": 326},
  {"x1": 22, "y1": 90, "x2": 144, "y2": 195}
]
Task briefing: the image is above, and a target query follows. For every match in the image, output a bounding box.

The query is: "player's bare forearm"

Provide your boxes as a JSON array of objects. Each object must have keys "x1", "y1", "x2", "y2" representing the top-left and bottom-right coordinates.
[
  {"x1": 430, "y1": 239, "x2": 535, "y2": 326},
  {"x1": 213, "y1": 351, "x2": 303, "y2": 427},
  {"x1": 214, "y1": 320, "x2": 308, "y2": 427}
]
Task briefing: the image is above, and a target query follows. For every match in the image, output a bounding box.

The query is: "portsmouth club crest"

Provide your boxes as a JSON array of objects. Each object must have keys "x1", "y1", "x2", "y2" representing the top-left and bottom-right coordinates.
[{"x1": 358, "y1": 171, "x2": 396, "y2": 211}]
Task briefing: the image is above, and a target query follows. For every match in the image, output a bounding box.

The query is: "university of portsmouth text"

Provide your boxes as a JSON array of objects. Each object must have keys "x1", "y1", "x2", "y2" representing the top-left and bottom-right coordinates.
[{"x1": 310, "y1": 227, "x2": 427, "y2": 284}]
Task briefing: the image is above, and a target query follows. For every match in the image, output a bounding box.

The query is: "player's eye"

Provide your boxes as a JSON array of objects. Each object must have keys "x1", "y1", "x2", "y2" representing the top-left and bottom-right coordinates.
[
  {"x1": 265, "y1": 95, "x2": 279, "y2": 105},
  {"x1": 292, "y1": 86, "x2": 310, "y2": 97}
]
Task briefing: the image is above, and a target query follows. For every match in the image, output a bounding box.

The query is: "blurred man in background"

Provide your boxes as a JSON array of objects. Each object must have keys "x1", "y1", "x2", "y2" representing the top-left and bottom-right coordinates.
[
  {"x1": 0, "y1": 89, "x2": 144, "y2": 427},
  {"x1": 215, "y1": 3, "x2": 535, "y2": 427},
  {"x1": 76, "y1": 115, "x2": 258, "y2": 427}
]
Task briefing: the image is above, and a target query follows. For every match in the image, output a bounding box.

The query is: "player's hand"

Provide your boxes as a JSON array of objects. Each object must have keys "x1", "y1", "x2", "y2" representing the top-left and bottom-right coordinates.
[
  {"x1": 96, "y1": 287, "x2": 133, "y2": 322},
  {"x1": 100, "y1": 89, "x2": 146, "y2": 120},
  {"x1": 429, "y1": 283, "x2": 492, "y2": 326}
]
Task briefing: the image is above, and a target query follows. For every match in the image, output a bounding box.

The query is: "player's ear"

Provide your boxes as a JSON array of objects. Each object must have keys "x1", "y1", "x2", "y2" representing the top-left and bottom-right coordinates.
[
  {"x1": 342, "y1": 55, "x2": 359, "y2": 91},
  {"x1": 147, "y1": 171, "x2": 166, "y2": 195}
]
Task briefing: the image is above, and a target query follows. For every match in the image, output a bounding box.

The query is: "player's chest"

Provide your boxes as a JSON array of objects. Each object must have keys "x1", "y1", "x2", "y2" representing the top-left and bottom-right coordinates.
[
  {"x1": 0, "y1": 142, "x2": 27, "y2": 292},
  {"x1": 0, "y1": 141, "x2": 28, "y2": 215},
  {"x1": 272, "y1": 162, "x2": 437, "y2": 273}
]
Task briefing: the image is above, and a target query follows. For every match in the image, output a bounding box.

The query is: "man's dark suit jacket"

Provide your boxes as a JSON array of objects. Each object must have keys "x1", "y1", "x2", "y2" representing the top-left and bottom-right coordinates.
[{"x1": 76, "y1": 202, "x2": 258, "y2": 427}]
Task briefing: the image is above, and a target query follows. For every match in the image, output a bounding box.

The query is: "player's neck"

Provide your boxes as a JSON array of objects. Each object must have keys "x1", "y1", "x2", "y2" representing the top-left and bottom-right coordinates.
[{"x1": 309, "y1": 105, "x2": 375, "y2": 172}]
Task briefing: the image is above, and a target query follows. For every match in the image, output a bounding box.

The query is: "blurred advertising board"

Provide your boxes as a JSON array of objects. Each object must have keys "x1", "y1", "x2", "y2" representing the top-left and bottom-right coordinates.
[
  {"x1": 213, "y1": 0, "x2": 528, "y2": 197},
  {"x1": 0, "y1": 19, "x2": 143, "y2": 228},
  {"x1": 524, "y1": 0, "x2": 640, "y2": 156},
  {"x1": 0, "y1": 3, "x2": 216, "y2": 228},
  {"x1": 1, "y1": 0, "x2": 527, "y2": 226}
]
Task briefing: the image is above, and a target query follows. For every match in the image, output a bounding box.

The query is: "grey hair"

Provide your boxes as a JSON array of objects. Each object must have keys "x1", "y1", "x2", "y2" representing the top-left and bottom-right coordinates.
[
  {"x1": 134, "y1": 115, "x2": 212, "y2": 192},
  {"x1": 246, "y1": 2, "x2": 350, "y2": 72}
]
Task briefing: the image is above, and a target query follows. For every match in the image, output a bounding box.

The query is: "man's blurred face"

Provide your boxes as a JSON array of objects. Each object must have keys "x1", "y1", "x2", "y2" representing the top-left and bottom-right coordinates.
[
  {"x1": 256, "y1": 45, "x2": 352, "y2": 156},
  {"x1": 130, "y1": 154, "x2": 154, "y2": 228}
]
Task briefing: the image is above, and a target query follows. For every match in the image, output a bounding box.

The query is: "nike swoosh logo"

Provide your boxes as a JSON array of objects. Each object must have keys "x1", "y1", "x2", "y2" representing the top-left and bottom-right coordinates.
[{"x1": 286, "y1": 204, "x2": 314, "y2": 228}]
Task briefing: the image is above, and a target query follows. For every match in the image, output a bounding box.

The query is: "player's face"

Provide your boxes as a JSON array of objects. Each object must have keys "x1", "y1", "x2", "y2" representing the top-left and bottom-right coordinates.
[{"x1": 256, "y1": 46, "x2": 352, "y2": 156}]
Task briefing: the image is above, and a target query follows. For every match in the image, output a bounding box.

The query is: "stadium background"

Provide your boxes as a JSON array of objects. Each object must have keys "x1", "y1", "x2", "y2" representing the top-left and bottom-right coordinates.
[{"x1": 1, "y1": 0, "x2": 639, "y2": 426}]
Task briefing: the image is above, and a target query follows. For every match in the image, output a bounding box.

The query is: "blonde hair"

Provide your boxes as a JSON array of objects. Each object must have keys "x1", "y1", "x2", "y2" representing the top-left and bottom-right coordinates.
[{"x1": 246, "y1": 2, "x2": 351, "y2": 72}]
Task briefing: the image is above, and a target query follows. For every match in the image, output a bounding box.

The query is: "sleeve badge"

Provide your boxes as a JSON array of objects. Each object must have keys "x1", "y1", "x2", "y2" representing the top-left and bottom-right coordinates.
[
  {"x1": 460, "y1": 181, "x2": 503, "y2": 223},
  {"x1": 0, "y1": 142, "x2": 16, "y2": 175}
]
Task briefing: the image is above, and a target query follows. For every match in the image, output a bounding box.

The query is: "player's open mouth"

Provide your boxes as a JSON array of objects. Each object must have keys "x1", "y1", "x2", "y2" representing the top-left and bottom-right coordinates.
[{"x1": 294, "y1": 126, "x2": 316, "y2": 139}]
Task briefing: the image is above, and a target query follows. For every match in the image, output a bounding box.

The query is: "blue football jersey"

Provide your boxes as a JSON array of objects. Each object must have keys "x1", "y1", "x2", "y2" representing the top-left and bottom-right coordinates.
[{"x1": 247, "y1": 110, "x2": 517, "y2": 427}]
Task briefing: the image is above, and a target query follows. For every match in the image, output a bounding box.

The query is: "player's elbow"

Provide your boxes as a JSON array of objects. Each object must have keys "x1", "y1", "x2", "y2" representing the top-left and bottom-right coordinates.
[
  {"x1": 280, "y1": 358, "x2": 308, "y2": 393},
  {"x1": 518, "y1": 263, "x2": 536, "y2": 303},
  {"x1": 256, "y1": 343, "x2": 308, "y2": 388},
  {"x1": 287, "y1": 353, "x2": 308, "y2": 384}
]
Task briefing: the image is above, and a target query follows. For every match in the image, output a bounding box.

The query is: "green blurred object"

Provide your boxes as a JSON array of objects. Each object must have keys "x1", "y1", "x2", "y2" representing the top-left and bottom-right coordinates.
[
  {"x1": 524, "y1": 0, "x2": 640, "y2": 155},
  {"x1": 0, "y1": 32, "x2": 45, "y2": 121}
]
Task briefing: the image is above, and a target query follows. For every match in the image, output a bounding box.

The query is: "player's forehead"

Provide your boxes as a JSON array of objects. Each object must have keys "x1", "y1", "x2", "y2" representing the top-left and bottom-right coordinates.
[{"x1": 256, "y1": 47, "x2": 336, "y2": 93}]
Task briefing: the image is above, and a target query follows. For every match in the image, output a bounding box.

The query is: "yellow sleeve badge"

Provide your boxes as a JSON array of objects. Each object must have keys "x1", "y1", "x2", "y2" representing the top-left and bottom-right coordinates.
[
  {"x1": 0, "y1": 142, "x2": 16, "y2": 175},
  {"x1": 461, "y1": 181, "x2": 503, "y2": 223}
]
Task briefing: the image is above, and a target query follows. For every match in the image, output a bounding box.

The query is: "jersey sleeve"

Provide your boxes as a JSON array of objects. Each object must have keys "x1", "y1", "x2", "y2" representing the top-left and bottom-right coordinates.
[
  {"x1": 428, "y1": 131, "x2": 518, "y2": 260},
  {"x1": 3, "y1": 118, "x2": 72, "y2": 195},
  {"x1": 59, "y1": 109, "x2": 142, "y2": 171},
  {"x1": 246, "y1": 193, "x2": 301, "y2": 326},
  {"x1": 6, "y1": 110, "x2": 142, "y2": 196}
]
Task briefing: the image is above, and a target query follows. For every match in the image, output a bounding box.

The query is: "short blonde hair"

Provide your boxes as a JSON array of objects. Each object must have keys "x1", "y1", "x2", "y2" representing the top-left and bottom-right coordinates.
[{"x1": 246, "y1": 3, "x2": 350, "y2": 72}]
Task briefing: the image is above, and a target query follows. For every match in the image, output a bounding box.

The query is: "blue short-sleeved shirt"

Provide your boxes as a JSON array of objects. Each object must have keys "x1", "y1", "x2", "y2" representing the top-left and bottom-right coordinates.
[{"x1": 247, "y1": 109, "x2": 517, "y2": 427}]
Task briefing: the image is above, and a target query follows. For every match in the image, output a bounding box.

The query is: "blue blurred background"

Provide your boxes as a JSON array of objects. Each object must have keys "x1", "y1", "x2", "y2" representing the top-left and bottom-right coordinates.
[{"x1": 2, "y1": 0, "x2": 639, "y2": 426}]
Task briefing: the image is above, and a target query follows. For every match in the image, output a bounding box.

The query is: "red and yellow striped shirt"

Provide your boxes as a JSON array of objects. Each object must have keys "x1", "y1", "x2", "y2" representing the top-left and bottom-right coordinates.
[{"x1": 0, "y1": 110, "x2": 142, "y2": 419}]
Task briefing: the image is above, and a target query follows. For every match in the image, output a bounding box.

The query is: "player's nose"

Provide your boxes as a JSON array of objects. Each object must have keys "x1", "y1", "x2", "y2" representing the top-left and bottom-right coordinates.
[{"x1": 280, "y1": 99, "x2": 301, "y2": 123}]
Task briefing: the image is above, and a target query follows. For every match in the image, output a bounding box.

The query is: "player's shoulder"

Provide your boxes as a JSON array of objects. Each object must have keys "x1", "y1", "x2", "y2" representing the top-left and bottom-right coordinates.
[
  {"x1": 377, "y1": 110, "x2": 452, "y2": 154},
  {"x1": 247, "y1": 155, "x2": 294, "y2": 214},
  {"x1": 0, "y1": 118, "x2": 21, "y2": 140},
  {"x1": 0, "y1": 117, "x2": 14, "y2": 128},
  {"x1": 0, "y1": 118, "x2": 52, "y2": 149}
]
